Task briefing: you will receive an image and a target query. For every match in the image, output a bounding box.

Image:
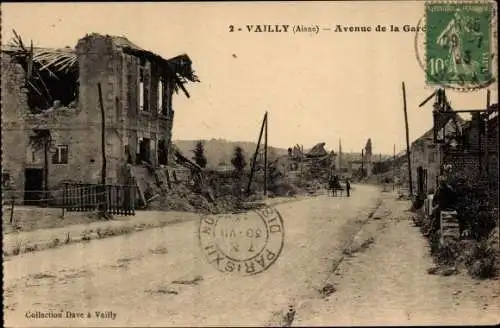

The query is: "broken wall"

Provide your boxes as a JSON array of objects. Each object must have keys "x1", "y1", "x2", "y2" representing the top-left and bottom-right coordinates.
[
  {"x1": 2, "y1": 34, "x2": 178, "y2": 204},
  {"x1": 122, "y1": 48, "x2": 175, "y2": 168},
  {"x1": 1, "y1": 53, "x2": 29, "y2": 196}
]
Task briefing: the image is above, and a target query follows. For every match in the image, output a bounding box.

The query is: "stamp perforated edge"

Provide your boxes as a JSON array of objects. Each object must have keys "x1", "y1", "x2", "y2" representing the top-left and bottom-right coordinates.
[{"x1": 421, "y1": 0, "x2": 498, "y2": 92}]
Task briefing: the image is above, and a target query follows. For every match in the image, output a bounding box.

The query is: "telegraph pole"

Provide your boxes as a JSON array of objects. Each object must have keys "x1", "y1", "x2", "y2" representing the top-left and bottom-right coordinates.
[
  {"x1": 402, "y1": 82, "x2": 413, "y2": 196},
  {"x1": 247, "y1": 112, "x2": 268, "y2": 195}
]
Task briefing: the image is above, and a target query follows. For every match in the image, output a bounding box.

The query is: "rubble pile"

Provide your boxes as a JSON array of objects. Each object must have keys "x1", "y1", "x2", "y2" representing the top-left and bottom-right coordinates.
[
  {"x1": 267, "y1": 181, "x2": 300, "y2": 198},
  {"x1": 293, "y1": 178, "x2": 325, "y2": 195},
  {"x1": 147, "y1": 182, "x2": 264, "y2": 215},
  {"x1": 147, "y1": 183, "x2": 198, "y2": 212}
]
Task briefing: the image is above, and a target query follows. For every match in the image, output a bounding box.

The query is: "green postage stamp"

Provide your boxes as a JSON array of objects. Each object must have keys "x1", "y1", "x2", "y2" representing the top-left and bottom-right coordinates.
[{"x1": 425, "y1": 1, "x2": 495, "y2": 88}]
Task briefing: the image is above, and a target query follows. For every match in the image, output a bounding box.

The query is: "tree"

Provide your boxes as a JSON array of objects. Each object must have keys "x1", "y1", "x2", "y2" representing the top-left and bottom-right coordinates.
[
  {"x1": 192, "y1": 140, "x2": 208, "y2": 168},
  {"x1": 231, "y1": 146, "x2": 247, "y2": 174}
]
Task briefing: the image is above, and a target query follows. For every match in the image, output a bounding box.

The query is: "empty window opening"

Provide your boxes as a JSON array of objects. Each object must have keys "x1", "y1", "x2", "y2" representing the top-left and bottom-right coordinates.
[
  {"x1": 158, "y1": 139, "x2": 168, "y2": 165},
  {"x1": 28, "y1": 129, "x2": 52, "y2": 165},
  {"x1": 428, "y1": 150, "x2": 435, "y2": 163},
  {"x1": 2, "y1": 172, "x2": 11, "y2": 189},
  {"x1": 52, "y1": 145, "x2": 69, "y2": 164},
  {"x1": 124, "y1": 145, "x2": 133, "y2": 164},
  {"x1": 158, "y1": 78, "x2": 164, "y2": 114},
  {"x1": 27, "y1": 136, "x2": 44, "y2": 164},
  {"x1": 161, "y1": 78, "x2": 172, "y2": 117},
  {"x1": 139, "y1": 66, "x2": 149, "y2": 112},
  {"x1": 137, "y1": 138, "x2": 151, "y2": 164}
]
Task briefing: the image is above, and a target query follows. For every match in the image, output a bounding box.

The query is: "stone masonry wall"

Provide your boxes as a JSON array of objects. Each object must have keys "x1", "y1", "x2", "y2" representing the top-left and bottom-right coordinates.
[{"x1": 1, "y1": 53, "x2": 29, "y2": 198}]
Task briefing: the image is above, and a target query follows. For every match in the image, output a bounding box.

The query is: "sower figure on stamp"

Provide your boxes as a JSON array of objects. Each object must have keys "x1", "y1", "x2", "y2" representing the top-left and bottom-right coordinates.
[{"x1": 436, "y1": 10, "x2": 483, "y2": 81}]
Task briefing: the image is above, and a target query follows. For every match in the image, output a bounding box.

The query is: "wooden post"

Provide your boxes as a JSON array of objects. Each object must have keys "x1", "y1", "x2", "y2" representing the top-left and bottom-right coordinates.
[
  {"x1": 361, "y1": 149, "x2": 364, "y2": 179},
  {"x1": 10, "y1": 197, "x2": 15, "y2": 224},
  {"x1": 485, "y1": 89, "x2": 490, "y2": 177},
  {"x1": 247, "y1": 112, "x2": 268, "y2": 195},
  {"x1": 165, "y1": 169, "x2": 172, "y2": 189},
  {"x1": 264, "y1": 111, "x2": 268, "y2": 196},
  {"x1": 97, "y1": 83, "x2": 108, "y2": 217},
  {"x1": 43, "y1": 138, "x2": 49, "y2": 205},
  {"x1": 402, "y1": 82, "x2": 414, "y2": 196},
  {"x1": 393, "y1": 144, "x2": 396, "y2": 191}
]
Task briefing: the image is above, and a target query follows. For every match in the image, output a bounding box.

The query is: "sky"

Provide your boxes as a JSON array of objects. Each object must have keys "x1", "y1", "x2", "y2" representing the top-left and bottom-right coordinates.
[{"x1": 2, "y1": 1, "x2": 498, "y2": 155}]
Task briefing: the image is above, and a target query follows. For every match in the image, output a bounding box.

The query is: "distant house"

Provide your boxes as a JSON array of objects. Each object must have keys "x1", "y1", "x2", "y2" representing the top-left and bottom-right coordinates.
[{"x1": 2, "y1": 33, "x2": 198, "y2": 204}]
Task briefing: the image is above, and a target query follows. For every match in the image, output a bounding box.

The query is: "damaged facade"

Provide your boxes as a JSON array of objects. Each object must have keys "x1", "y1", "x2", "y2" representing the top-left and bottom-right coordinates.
[
  {"x1": 2, "y1": 33, "x2": 198, "y2": 203},
  {"x1": 406, "y1": 100, "x2": 498, "y2": 205},
  {"x1": 409, "y1": 116, "x2": 464, "y2": 196}
]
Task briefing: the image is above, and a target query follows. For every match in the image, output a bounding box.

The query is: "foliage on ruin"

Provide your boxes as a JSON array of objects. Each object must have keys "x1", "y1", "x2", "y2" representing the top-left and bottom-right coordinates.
[{"x1": 447, "y1": 171, "x2": 496, "y2": 241}]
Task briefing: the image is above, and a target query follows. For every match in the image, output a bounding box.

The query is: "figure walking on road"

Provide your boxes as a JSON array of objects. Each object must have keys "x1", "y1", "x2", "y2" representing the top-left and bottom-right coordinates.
[{"x1": 346, "y1": 178, "x2": 351, "y2": 197}]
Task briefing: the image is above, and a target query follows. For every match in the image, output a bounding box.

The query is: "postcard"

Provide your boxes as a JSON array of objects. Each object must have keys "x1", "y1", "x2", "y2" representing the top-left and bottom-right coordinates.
[{"x1": 2, "y1": 1, "x2": 499, "y2": 326}]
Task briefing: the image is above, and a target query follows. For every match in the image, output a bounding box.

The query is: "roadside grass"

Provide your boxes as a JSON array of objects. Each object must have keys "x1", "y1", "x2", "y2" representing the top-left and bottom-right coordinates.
[
  {"x1": 145, "y1": 287, "x2": 179, "y2": 295},
  {"x1": 149, "y1": 246, "x2": 168, "y2": 254},
  {"x1": 3, "y1": 211, "x2": 199, "y2": 258},
  {"x1": 11, "y1": 241, "x2": 21, "y2": 256},
  {"x1": 422, "y1": 212, "x2": 499, "y2": 279},
  {"x1": 31, "y1": 273, "x2": 56, "y2": 280},
  {"x1": 172, "y1": 275, "x2": 203, "y2": 286}
]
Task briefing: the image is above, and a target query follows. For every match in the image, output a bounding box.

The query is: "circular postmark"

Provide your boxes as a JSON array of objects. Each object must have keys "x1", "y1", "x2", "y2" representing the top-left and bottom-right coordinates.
[
  {"x1": 198, "y1": 206, "x2": 285, "y2": 276},
  {"x1": 414, "y1": 1, "x2": 497, "y2": 92}
]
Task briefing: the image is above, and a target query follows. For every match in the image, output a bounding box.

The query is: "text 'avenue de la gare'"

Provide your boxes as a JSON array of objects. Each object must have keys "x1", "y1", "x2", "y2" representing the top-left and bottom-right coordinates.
[{"x1": 228, "y1": 24, "x2": 426, "y2": 33}]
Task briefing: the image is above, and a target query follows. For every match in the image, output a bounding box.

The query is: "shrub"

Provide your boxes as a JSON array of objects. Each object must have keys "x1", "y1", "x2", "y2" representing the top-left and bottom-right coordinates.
[
  {"x1": 192, "y1": 141, "x2": 208, "y2": 169},
  {"x1": 468, "y1": 258, "x2": 496, "y2": 279},
  {"x1": 436, "y1": 242, "x2": 461, "y2": 266},
  {"x1": 448, "y1": 172, "x2": 495, "y2": 241},
  {"x1": 231, "y1": 146, "x2": 247, "y2": 173}
]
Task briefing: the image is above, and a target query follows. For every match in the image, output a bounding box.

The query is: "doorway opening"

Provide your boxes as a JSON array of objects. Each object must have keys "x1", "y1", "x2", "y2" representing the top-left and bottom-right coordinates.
[{"x1": 24, "y1": 168, "x2": 44, "y2": 205}]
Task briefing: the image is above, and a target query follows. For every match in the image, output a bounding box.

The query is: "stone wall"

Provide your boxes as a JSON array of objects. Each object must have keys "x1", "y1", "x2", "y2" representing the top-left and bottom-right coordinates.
[
  {"x1": 410, "y1": 139, "x2": 439, "y2": 195},
  {"x1": 1, "y1": 53, "x2": 29, "y2": 196}
]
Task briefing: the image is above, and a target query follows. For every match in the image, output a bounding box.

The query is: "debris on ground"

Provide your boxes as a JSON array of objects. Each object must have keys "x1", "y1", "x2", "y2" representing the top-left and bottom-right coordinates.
[
  {"x1": 319, "y1": 283, "x2": 337, "y2": 297},
  {"x1": 147, "y1": 182, "x2": 265, "y2": 214},
  {"x1": 172, "y1": 275, "x2": 203, "y2": 285}
]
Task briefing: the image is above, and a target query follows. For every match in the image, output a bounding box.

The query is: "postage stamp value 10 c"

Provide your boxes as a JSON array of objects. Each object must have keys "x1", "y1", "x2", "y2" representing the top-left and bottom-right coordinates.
[{"x1": 425, "y1": 1, "x2": 495, "y2": 88}]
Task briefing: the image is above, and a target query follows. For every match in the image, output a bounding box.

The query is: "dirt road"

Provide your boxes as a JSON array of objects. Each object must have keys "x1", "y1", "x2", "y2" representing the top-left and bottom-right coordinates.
[
  {"x1": 4, "y1": 185, "x2": 381, "y2": 327},
  {"x1": 294, "y1": 193, "x2": 500, "y2": 326}
]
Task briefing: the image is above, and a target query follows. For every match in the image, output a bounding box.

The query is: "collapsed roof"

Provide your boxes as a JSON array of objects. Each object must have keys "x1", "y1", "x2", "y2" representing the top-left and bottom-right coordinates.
[
  {"x1": 4, "y1": 30, "x2": 200, "y2": 99},
  {"x1": 306, "y1": 142, "x2": 328, "y2": 158}
]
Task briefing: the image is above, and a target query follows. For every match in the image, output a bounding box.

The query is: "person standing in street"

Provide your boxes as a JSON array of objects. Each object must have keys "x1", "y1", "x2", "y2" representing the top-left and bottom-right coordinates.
[{"x1": 346, "y1": 178, "x2": 351, "y2": 197}]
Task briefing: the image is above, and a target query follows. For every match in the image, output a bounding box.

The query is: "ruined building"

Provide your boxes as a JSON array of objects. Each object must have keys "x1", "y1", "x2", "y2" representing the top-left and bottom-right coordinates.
[
  {"x1": 347, "y1": 138, "x2": 373, "y2": 178},
  {"x1": 2, "y1": 33, "x2": 198, "y2": 203},
  {"x1": 364, "y1": 138, "x2": 373, "y2": 177}
]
